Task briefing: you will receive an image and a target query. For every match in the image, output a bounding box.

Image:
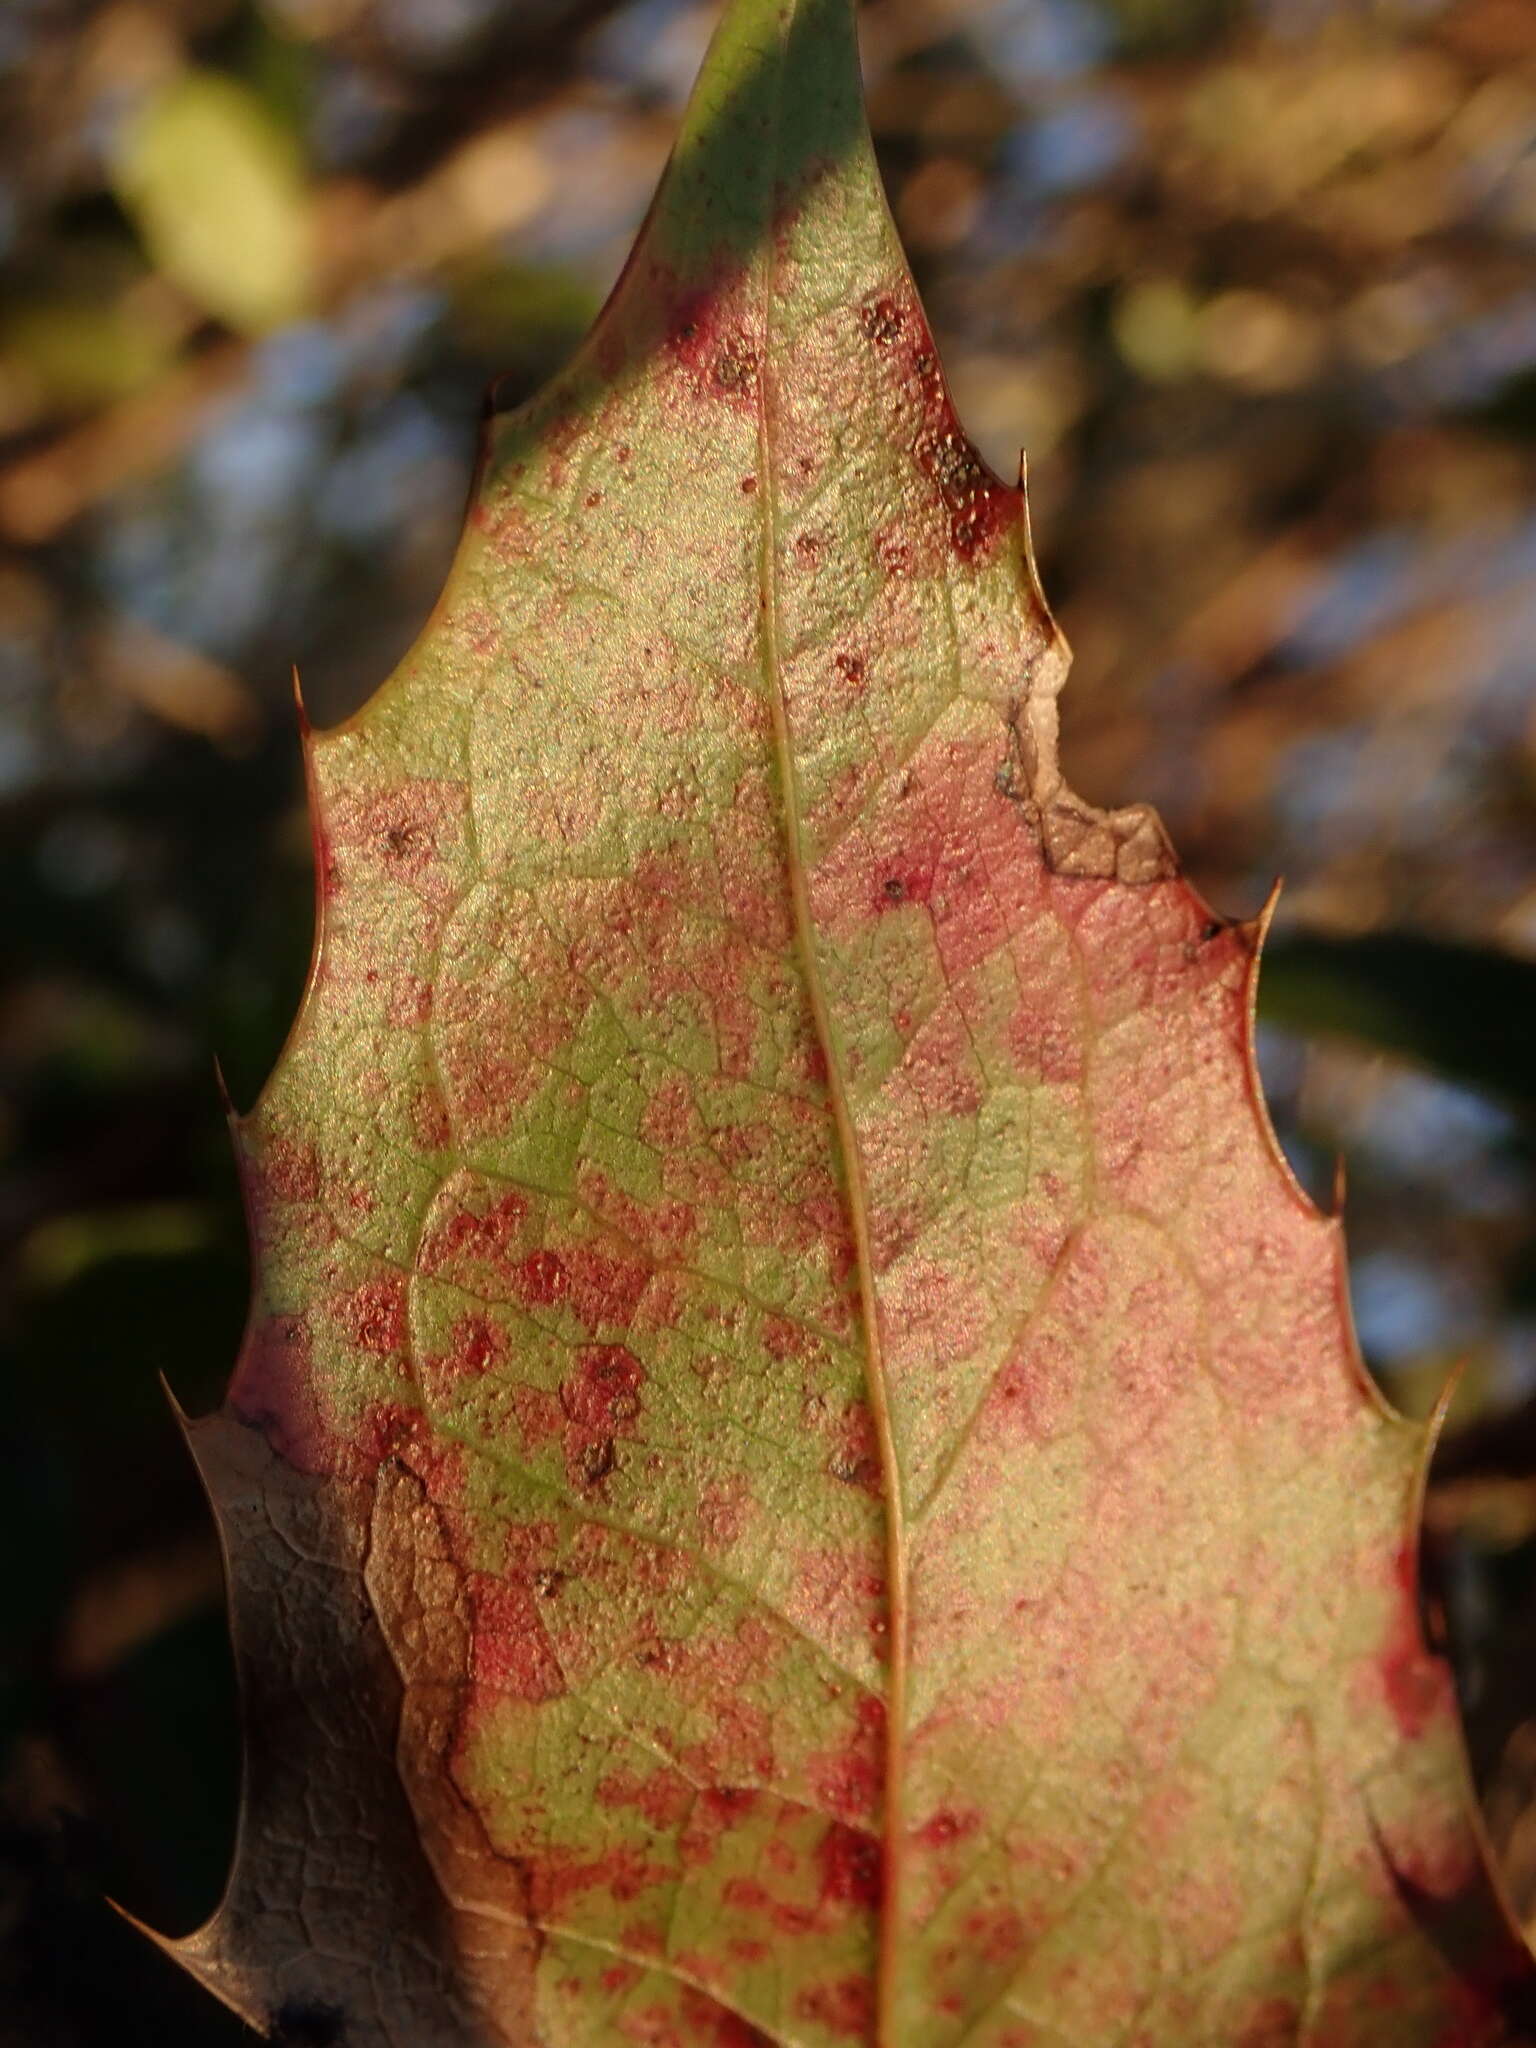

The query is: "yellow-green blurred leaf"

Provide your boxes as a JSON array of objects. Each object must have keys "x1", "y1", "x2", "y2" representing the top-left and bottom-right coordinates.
[
  {"x1": 111, "y1": 72, "x2": 313, "y2": 335},
  {"x1": 20, "y1": 1204, "x2": 216, "y2": 1293},
  {"x1": 0, "y1": 295, "x2": 178, "y2": 411}
]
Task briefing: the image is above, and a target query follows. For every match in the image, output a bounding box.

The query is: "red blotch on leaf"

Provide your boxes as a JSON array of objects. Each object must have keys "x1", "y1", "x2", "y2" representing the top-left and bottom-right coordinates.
[
  {"x1": 809, "y1": 1693, "x2": 884, "y2": 1826},
  {"x1": 559, "y1": 1344, "x2": 645, "y2": 1430},
  {"x1": 423, "y1": 1189, "x2": 529, "y2": 1279},
  {"x1": 863, "y1": 280, "x2": 1017, "y2": 562},
  {"x1": 449, "y1": 1313, "x2": 504, "y2": 1377},
  {"x1": 1235, "y1": 2001, "x2": 1304, "y2": 2048},
  {"x1": 562, "y1": 1240, "x2": 653, "y2": 1331},
  {"x1": 875, "y1": 859, "x2": 936, "y2": 915},
  {"x1": 826, "y1": 1399, "x2": 883, "y2": 1493},
  {"x1": 697, "y1": 1475, "x2": 752, "y2": 1551},
  {"x1": 512, "y1": 1248, "x2": 569, "y2": 1307},
  {"x1": 467, "y1": 1573, "x2": 566, "y2": 1706},
  {"x1": 916, "y1": 1806, "x2": 981, "y2": 1849},
  {"x1": 334, "y1": 1276, "x2": 406, "y2": 1356},
  {"x1": 595, "y1": 1766, "x2": 694, "y2": 1831},
  {"x1": 794, "y1": 1975, "x2": 873, "y2": 2039},
  {"x1": 1378, "y1": 1545, "x2": 1453, "y2": 1740},
  {"x1": 818, "y1": 1822, "x2": 882, "y2": 1910},
  {"x1": 678, "y1": 1990, "x2": 776, "y2": 2048},
  {"x1": 559, "y1": 1343, "x2": 645, "y2": 1487},
  {"x1": 262, "y1": 1136, "x2": 322, "y2": 1204},
  {"x1": 230, "y1": 1313, "x2": 334, "y2": 1473},
  {"x1": 665, "y1": 279, "x2": 759, "y2": 405},
  {"x1": 325, "y1": 779, "x2": 464, "y2": 897}
]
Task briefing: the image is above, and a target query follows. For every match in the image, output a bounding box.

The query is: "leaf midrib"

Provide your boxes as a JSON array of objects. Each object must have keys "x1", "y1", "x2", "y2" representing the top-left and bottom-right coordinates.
[{"x1": 749, "y1": 10, "x2": 908, "y2": 2041}]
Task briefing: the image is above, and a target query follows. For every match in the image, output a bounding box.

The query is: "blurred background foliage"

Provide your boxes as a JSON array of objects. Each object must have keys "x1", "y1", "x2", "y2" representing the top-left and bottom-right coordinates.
[{"x1": 0, "y1": 0, "x2": 1533, "y2": 2038}]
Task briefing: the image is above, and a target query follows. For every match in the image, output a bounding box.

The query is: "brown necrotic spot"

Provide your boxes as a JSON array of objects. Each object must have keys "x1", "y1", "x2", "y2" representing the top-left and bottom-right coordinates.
[
  {"x1": 829, "y1": 1451, "x2": 881, "y2": 1490},
  {"x1": 560, "y1": 1342, "x2": 644, "y2": 1487},
  {"x1": 666, "y1": 284, "x2": 757, "y2": 403},
  {"x1": 383, "y1": 822, "x2": 428, "y2": 861},
  {"x1": 577, "y1": 1438, "x2": 616, "y2": 1484},
  {"x1": 560, "y1": 1344, "x2": 643, "y2": 1427},
  {"x1": 714, "y1": 339, "x2": 758, "y2": 392},
  {"x1": 916, "y1": 423, "x2": 1014, "y2": 562},
  {"x1": 860, "y1": 294, "x2": 905, "y2": 345},
  {"x1": 818, "y1": 1822, "x2": 882, "y2": 1909}
]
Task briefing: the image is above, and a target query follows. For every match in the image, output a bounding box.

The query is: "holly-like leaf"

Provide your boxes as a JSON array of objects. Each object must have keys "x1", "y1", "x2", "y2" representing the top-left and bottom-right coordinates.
[{"x1": 154, "y1": 1, "x2": 1535, "y2": 2040}]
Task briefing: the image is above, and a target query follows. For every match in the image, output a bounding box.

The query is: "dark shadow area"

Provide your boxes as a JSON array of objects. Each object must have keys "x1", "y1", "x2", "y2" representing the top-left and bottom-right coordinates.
[
  {"x1": 1260, "y1": 933, "x2": 1536, "y2": 1117},
  {"x1": 484, "y1": 0, "x2": 877, "y2": 433}
]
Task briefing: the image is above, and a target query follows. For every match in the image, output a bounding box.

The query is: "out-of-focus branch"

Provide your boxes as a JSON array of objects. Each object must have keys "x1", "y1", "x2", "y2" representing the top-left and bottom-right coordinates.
[
  {"x1": 0, "y1": 341, "x2": 249, "y2": 543},
  {"x1": 0, "y1": 0, "x2": 641, "y2": 546}
]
